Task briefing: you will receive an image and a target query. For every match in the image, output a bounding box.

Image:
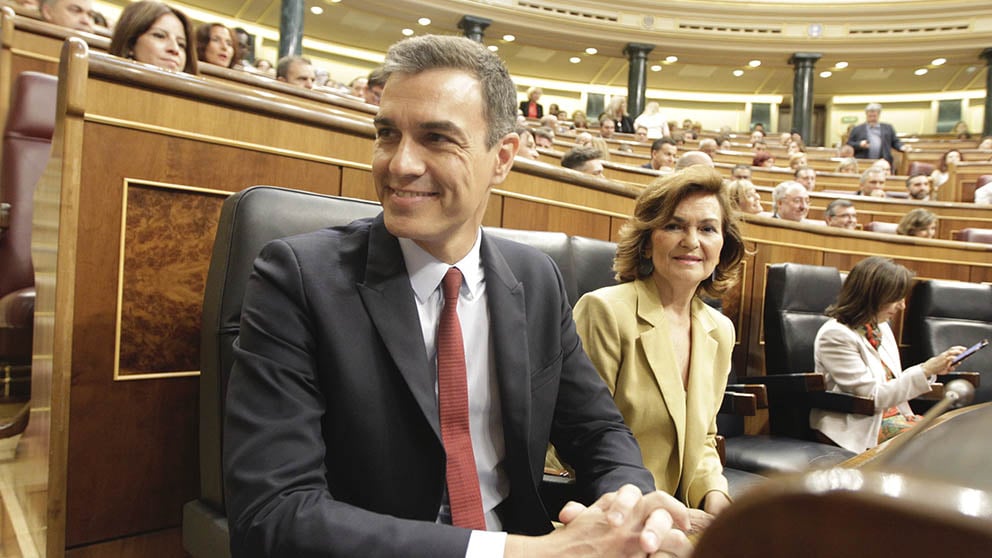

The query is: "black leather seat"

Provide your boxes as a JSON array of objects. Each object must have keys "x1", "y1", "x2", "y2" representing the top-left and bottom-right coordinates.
[
  {"x1": 905, "y1": 279, "x2": 992, "y2": 404},
  {"x1": 183, "y1": 186, "x2": 382, "y2": 558}
]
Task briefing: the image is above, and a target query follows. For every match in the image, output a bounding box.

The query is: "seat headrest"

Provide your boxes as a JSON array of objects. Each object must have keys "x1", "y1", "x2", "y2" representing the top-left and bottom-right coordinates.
[
  {"x1": 766, "y1": 263, "x2": 841, "y2": 314},
  {"x1": 910, "y1": 280, "x2": 992, "y2": 322}
]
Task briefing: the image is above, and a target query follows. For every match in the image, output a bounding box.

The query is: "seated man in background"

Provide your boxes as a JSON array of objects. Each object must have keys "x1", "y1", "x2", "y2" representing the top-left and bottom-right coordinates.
[
  {"x1": 795, "y1": 167, "x2": 816, "y2": 191},
  {"x1": 562, "y1": 146, "x2": 605, "y2": 176},
  {"x1": 773, "y1": 181, "x2": 810, "y2": 222},
  {"x1": 824, "y1": 199, "x2": 858, "y2": 229},
  {"x1": 224, "y1": 34, "x2": 692, "y2": 558},
  {"x1": 732, "y1": 163, "x2": 752, "y2": 181},
  {"x1": 532, "y1": 127, "x2": 555, "y2": 149},
  {"x1": 634, "y1": 126, "x2": 649, "y2": 143},
  {"x1": 276, "y1": 55, "x2": 316, "y2": 89},
  {"x1": 599, "y1": 117, "x2": 616, "y2": 140},
  {"x1": 857, "y1": 167, "x2": 887, "y2": 198},
  {"x1": 698, "y1": 138, "x2": 718, "y2": 156},
  {"x1": 363, "y1": 68, "x2": 386, "y2": 105},
  {"x1": 39, "y1": 0, "x2": 94, "y2": 32},
  {"x1": 905, "y1": 173, "x2": 932, "y2": 201},
  {"x1": 674, "y1": 150, "x2": 714, "y2": 171},
  {"x1": 643, "y1": 137, "x2": 678, "y2": 171}
]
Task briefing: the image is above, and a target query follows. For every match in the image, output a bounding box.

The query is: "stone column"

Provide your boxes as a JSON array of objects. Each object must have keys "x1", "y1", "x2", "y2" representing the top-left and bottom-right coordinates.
[
  {"x1": 278, "y1": 0, "x2": 304, "y2": 58},
  {"x1": 624, "y1": 43, "x2": 654, "y2": 121},
  {"x1": 789, "y1": 52, "x2": 821, "y2": 144},
  {"x1": 457, "y1": 15, "x2": 492, "y2": 43},
  {"x1": 982, "y1": 48, "x2": 992, "y2": 137}
]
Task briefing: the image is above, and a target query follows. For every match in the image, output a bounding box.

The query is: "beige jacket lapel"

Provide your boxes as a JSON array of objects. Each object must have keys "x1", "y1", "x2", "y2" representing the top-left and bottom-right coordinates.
[
  {"x1": 684, "y1": 299, "x2": 720, "y2": 471},
  {"x1": 634, "y1": 278, "x2": 688, "y2": 463}
]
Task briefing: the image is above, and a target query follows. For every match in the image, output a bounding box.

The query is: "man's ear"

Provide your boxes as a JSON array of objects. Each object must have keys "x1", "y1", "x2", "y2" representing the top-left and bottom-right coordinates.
[{"x1": 491, "y1": 132, "x2": 520, "y2": 185}]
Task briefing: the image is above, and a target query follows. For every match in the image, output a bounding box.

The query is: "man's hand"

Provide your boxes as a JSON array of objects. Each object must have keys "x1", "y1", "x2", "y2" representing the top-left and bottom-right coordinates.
[{"x1": 506, "y1": 484, "x2": 693, "y2": 557}]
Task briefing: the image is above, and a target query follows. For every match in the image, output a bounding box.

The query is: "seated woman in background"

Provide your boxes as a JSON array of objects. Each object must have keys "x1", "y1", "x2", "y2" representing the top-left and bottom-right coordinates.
[
  {"x1": 515, "y1": 127, "x2": 540, "y2": 160},
  {"x1": 835, "y1": 157, "x2": 859, "y2": 174},
  {"x1": 897, "y1": 208, "x2": 938, "y2": 238},
  {"x1": 811, "y1": 257, "x2": 964, "y2": 453},
  {"x1": 929, "y1": 149, "x2": 962, "y2": 191},
  {"x1": 109, "y1": 1, "x2": 197, "y2": 74},
  {"x1": 195, "y1": 22, "x2": 239, "y2": 68},
  {"x1": 570, "y1": 110, "x2": 589, "y2": 129},
  {"x1": 727, "y1": 179, "x2": 763, "y2": 215},
  {"x1": 752, "y1": 151, "x2": 775, "y2": 168},
  {"x1": 574, "y1": 166, "x2": 746, "y2": 519}
]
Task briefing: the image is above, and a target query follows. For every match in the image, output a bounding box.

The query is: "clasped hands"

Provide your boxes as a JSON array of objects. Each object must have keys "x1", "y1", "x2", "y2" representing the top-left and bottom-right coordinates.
[{"x1": 507, "y1": 484, "x2": 703, "y2": 557}]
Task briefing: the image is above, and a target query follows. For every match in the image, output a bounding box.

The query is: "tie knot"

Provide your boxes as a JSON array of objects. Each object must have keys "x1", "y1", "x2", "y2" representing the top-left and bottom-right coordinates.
[{"x1": 442, "y1": 267, "x2": 462, "y2": 303}]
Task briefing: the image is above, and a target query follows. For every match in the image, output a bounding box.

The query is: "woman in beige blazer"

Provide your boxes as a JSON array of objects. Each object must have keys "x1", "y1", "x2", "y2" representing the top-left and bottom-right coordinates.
[
  {"x1": 574, "y1": 166, "x2": 746, "y2": 517},
  {"x1": 811, "y1": 257, "x2": 964, "y2": 453}
]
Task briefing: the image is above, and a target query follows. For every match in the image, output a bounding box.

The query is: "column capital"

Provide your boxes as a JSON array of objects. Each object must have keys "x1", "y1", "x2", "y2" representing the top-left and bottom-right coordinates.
[
  {"x1": 788, "y1": 52, "x2": 822, "y2": 67},
  {"x1": 457, "y1": 15, "x2": 492, "y2": 43},
  {"x1": 623, "y1": 43, "x2": 655, "y2": 58}
]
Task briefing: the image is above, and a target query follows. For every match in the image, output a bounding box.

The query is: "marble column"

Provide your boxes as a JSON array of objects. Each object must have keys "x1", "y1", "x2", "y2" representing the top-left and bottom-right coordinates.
[
  {"x1": 982, "y1": 48, "x2": 992, "y2": 137},
  {"x1": 278, "y1": 0, "x2": 304, "y2": 58},
  {"x1": 457, "y1": 15, "x2": 492, "y2": 43},
  {"x1": 624, "y1": 43, "x2": 655, "y2": 122},
  {"x1": 789, "y1": 52, "x2": 821, "y2": 144}
]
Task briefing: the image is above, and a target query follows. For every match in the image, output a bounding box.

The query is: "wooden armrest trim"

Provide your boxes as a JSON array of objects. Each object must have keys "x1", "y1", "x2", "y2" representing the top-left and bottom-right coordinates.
[
  {"x1": 740, "y1": 373, "x2": 827, "y2": 393},
  {"x1": 726, "y1": 383, "x2": 769, "y2": 407},
  {"x1": 808, "y1": 391, "x2": 875, "y2": 415},
  {"x1": 720, "y1": 391, "x2": 757, "y2": 416}
]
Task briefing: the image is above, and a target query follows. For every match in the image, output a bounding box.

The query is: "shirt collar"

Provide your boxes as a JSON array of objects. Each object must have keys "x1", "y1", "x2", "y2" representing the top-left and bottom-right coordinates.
[{"x1": 399, "y1": 231, "x2": 485, "y2": 303}]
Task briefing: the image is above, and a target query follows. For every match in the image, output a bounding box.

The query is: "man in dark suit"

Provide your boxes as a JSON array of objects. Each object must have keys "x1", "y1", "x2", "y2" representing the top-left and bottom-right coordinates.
[
  {"x1": 846, "y1": 102, "x2": 911, "y2": 166},
  {"x1": 224, "y1": 34, "x2": 692, "y2": 558}
]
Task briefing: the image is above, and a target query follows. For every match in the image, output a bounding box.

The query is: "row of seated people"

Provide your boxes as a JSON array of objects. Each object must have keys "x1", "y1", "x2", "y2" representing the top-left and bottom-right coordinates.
[{"x1": 5, "y1": 28, "x2": 984, "y2": 556}]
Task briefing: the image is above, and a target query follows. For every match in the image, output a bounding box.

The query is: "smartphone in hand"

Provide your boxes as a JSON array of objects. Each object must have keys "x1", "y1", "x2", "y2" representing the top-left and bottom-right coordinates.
[{"x1": 951, "y1": 339, "x2": 989, "y2": 366}]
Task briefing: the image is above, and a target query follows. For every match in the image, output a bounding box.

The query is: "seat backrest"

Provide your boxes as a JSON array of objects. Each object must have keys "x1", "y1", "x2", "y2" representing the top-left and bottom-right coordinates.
[
  {"x1": 763, "y1": 263, "x2": 842, "y2": 374},
  {"x1": 570, "y1": 235, "x2": 619, "y2": 304},
  {"x1": 864, "y1": 221, "x2": 898, "y2": 234},
  {"x1": 905, "y1": 279, "x2": 992, "y2": 404},
  {"x1": 0, "y1": 72, "x2": 57, "y2": 298},
  {"x1": 483, "y1": 227, "x2": 574, "y2": 303},
  {"x1": 198, "y1": 186, "x2": 382, "y2": 512},
  {"x1": 908, "y1": 161, "x2": 934, "y2": 177},
  {"x1": 953, "y1": 228, "x2": 992, "y2": 245}
]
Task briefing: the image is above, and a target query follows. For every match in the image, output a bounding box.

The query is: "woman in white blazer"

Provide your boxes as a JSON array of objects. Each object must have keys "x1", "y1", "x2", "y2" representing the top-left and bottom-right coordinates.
[
  {"x1": 574, "y1": 166, "x2": 747, "y2": 519},
  {"x1": 810, "y1": 257, "x2": 965, "y2": 453}
]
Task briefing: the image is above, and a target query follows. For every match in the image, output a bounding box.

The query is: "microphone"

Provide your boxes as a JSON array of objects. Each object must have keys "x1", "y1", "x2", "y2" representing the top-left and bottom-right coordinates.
[{"x1": 869, "y1": 379, "x2": 975, "y2": 466}]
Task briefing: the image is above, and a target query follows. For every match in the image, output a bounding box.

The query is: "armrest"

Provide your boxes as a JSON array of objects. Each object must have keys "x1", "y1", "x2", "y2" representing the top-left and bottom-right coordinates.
[
  {"x1": 720, "y1": 391, "x2": 757, "y2": 416},
  {"x1": 743, "y1": 373, "x2": 874, "y2": 415},
  {"x1": 0, "y1": 202, "x2": 9, "y2": 238},
  {"x1": 807, "y1": 391, "x2": 875, "y2": 415},
  {"x1": 726, "y1": 383, "x2": 769, "y2": 408},
  {"x1": 740, "y1": 373, "x2": 826, "y2": 394},
  {"x1": 716, "y1": 434, "x2": 726, "y2": 466}
]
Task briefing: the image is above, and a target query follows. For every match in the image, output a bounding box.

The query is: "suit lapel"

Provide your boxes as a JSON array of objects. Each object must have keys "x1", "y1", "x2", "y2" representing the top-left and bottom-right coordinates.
[
  {"x1": 684, "y1": 300, "x2": 719, "y2": 467},
  {"x1": 480, "y1": 234, "x2": 531, "y2": 468},
  {"x1": 357, "y1": 217, "x2": 441, "y2": 440},
  {"x1": 634, "y1": 278, "x2": 687, "y2": 461}
]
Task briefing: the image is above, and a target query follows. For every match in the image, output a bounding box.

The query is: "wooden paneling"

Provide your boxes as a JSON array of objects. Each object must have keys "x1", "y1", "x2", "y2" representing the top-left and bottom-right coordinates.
[{"x1": 501, "y1": 197, "x2": 612, "y2": 239}]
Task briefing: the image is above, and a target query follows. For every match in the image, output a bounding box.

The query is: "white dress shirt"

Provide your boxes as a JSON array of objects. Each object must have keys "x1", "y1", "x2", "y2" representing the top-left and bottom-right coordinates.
[{"x1": 399, "y1": 231, "x2": 509, "y2": 557}]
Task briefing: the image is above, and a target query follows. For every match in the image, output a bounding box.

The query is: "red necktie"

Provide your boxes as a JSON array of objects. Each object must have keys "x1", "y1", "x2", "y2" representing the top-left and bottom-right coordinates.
[{"x1": 437, "y1": 267, "x2": 486, "y2": 530}]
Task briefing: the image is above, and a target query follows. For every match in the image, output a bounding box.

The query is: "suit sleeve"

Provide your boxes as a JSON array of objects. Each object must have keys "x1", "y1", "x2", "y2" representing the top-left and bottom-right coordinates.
[
  {"x1": 889, "y1": 125, "x2": 905, "y2": 152},
  {"x1": 548, "y1": 283, "x2": 655, "y2": 502},
  {"x1": 223, "y1": 239, "x2": 470, "y2": 558},
  {"x1": 815, "y1": 325, "x2": 931, "y2": 409}
]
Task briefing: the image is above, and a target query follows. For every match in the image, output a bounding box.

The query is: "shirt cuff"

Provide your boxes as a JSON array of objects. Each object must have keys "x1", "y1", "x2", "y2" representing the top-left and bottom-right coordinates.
[{"x1": 466, "y1": 530, "x2": 508, "y2": 558}]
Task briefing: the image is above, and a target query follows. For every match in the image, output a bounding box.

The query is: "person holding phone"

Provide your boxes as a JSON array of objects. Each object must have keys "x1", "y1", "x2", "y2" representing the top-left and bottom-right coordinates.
[{"x1": 810, "y1": 257, "x2": 966, "y2": 453}]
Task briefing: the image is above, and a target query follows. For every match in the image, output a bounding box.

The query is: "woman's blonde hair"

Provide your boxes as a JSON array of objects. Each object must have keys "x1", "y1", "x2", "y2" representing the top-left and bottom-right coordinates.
[{"x1": 614, "y1": 166, "x2": 745, "y2": 298}]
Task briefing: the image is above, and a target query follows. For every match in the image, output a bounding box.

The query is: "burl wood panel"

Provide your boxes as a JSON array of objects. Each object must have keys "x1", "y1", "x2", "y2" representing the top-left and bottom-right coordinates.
[
  {"x1": 65, "y1": 122, "x2": 343, "y2": 547},
  {"x1": 118, "y1": 184, "x2": 226, "y2": 374}
]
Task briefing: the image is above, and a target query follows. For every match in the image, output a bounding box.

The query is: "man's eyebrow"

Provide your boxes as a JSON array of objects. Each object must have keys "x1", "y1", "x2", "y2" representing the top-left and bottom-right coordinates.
[
  {"x1": 372, "y1": 116, "x2": 393, "y2": 128},
  {"x1": 419, "y1": 120, "x2": 467, "y2": 139}
]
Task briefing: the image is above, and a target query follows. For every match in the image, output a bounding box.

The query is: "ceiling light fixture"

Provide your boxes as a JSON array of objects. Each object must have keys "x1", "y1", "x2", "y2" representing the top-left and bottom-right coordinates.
[
  {"x1": 569, "y1": 57, "x2": 581, "y2": 64},
  {"x1": 502, "y1": 34, "x2": 515, "y2": 42},
  {"x1": 931, "y1": 58, "x2": 946, "y2": 66},
  {"x1": 732, "y1": 69, "x2": 744, "y2": 77},
  {"x1": 834, "y1": 61, "x2": 848, "y2": 69},
  {"x1": 665, "y1": 55, "x2": 678, "y2": 63},
  {"x1": 819, "y1": 71, "x2": 832, "y2": 78},
  {"x1": 401, "y1": 28, "x2": 414, "y2": 36},
  {"x1": 914, "y1": 68, "x2": 929, "y2": 76},
  {"x1": 418, "y1": 17, "x2": 431, "y2": 26},
  {"x1": 748, "y1": 60, "x2": 761, "y2": 68},
  {"x1": 488, "y1": 45, "x2": 498, "y2": 52},
  {"x1": 310, "y1": 6, "x2": 323, "y2": 15},
  {"x1": 585, "y1": 47, "x2": 598, "y2": 55},
  {"x1": 650, "y1": 65, "x2": 662, "y2": 72}
]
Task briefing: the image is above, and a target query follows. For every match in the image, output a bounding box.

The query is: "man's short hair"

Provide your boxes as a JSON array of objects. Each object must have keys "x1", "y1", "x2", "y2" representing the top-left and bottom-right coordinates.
[
  {"x1": 860, "y1": 167, "x2": 885, "y2": 183},
  {"x1": 772, "y1": 181, "x2": 805, "y2": 205},
  {"x1": 381, "y1": 35, "x2": 516, "y2": 149},
  {"x1": 650, "y1": 137, "x2": 676, "y2": 152},
  {"x1": 825, "y1": 198, "x2": 854, "y2": 219},
  {"x1": 532, "y1": 127, "x2": 554, "y2": 143},
  {"x1": 276, "y1": 55, "x2": 311, "y2": 79},
  {"x1": 367, "y1": 67, "x2": 386, "y2": 88},
  {"x1": 866, "y1": 102, "x2": 883, "y2": 112},
  {"x1": 906, "y1": 172, "x2": 930, "y2": 186},
  {"x1": 561, "y1": 146, "x2": 603, "y2": 170}
]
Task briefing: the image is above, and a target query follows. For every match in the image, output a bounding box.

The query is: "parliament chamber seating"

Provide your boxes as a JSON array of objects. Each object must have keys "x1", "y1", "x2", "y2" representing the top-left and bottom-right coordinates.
[
  {"x1": 0, "y1": 71, "x2": 57, "y2": 410},
  {"x1": 952, "y1": 228, "x2": 992, "y2": 244},
  {"x1": 908, "y1": 161, "x2": 935, "y2": 177},
  {"x1": 864, "y1": 221, "x2": 899, "y2": 234},
  {"x1": 904, "y1": 279, "x2": 992, "y2": 404}
]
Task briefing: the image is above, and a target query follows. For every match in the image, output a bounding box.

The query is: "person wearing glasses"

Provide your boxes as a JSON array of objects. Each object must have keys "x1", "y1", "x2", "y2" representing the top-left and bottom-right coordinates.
[
  {"x1": 824, "y1": 199, "x2": 858, "y2": 230},
  {"x1": 772, "y1": 181, "x2": 810, "y2": 223}
]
